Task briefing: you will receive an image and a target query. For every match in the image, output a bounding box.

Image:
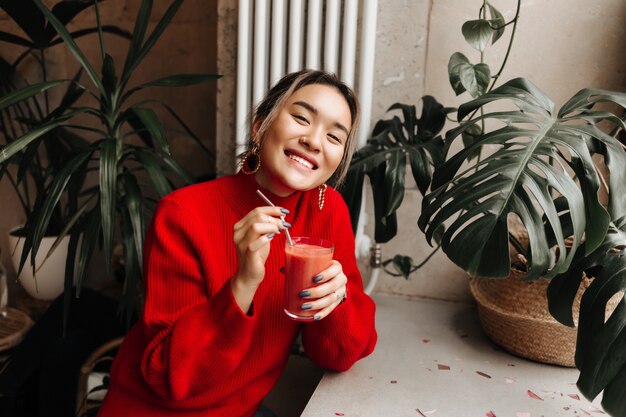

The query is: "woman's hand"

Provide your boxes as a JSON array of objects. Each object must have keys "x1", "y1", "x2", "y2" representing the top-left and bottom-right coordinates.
[
  {"x1": 299, "y1": 260, "x2": 348, "y2": 320},
  {"x1": 231, "y1": 206, "x2": 288, "y2": 312}
]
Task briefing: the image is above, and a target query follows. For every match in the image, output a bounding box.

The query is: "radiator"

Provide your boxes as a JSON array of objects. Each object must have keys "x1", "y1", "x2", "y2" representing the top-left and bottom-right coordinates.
[{"x1": 236, "y1": 0, "x2": 378, "y2": 157}]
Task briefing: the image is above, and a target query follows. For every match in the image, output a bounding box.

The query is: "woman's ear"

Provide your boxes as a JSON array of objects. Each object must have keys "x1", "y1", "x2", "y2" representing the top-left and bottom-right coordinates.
[{"x1": 251, "y1": 118, "x2": 263, "y2": 143}]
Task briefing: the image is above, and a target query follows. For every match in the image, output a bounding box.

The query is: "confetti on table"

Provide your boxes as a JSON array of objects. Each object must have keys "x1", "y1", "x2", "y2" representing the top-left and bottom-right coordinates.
[
  {"x1": 516, "y1": 413, "x2": 531, "y2": 417},
  {"x1": 422, "y1": 339, "x2": 431, "y2": 343},
  {"x1": 334, "y1": 413, "x2": 344, "y2": 416},
  {"x1": 527, "y1": 390, "x2": 543, "y2": 401},
  {"x1": 507, "y1": 363, "x2": 516, "y2": 367},
  {"x1": 416, "y1": 408, "x2": 437, "y2": 416},
  {"x1": 504, "y1": 377, "x2": 516, "y2": 384},
  {"x1": 563, "y1": 406, "x2": 570, "y2": 411},
  {"x1": 568, "y1": 394, "x2": 580, "y2": 400},
  {"x1": 437, "y1": 364, "x2": 450, "y2": 370},
  {"x1": 589, "y1": 406, "x2": 606, "y2": 414},
  {"x1": 579, "y1": 409, "x2": 592, "y2": 416},
  {"x1": 476, "y1": 371, "x2": 492, "y2": 379},
  {"x1": 390, "y1": 380, "x2": 398, "y2": 384},
  {"x1": 486, "y1": 411, "x2": 497, "y2": 417}
]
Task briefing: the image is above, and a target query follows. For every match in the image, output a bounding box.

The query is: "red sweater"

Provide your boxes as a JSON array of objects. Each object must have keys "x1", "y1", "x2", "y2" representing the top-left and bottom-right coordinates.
[{"x1": 99, "y1": 172, "x2": 377, "y2": 417}]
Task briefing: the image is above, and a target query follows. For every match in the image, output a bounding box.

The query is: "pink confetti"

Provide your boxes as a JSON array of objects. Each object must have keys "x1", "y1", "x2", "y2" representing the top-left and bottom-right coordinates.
[
  {"x1": 568, "y1": 394, "x2": 581, "y2": 400},
  {"x1": 335, "y1": 414, "x2": 344, "y2": 416},
  {"x1": 422, "y1": 339, "x2": 431, "y2": 343},
  {"x1": 589, "y1": 406, "x2": 606, "y2": 414},
  {"x1": 437, "y1": 364, "x2": 450, "y2": 370},
  {"x1": 516, "y1": 413, "x2": 530, "y2": 417},
  {"x1": 580, "y1": 409, "x2": 592, "y2": 416},
  {"x1": 527, "y1": 390, "x2": 543, "y2": 401},
  {"x1": 476, "y1": 371, "x2": 492, "y2": 379},
  {"x1": 486, "y1": 411, "x2": 497, "y2": 417}
]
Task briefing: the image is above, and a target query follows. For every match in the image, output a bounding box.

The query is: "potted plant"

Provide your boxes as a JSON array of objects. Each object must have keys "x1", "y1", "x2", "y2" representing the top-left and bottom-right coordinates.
[
  {"x1": 0, "y1": 0, "x2": 219, "y2": 326},
  {"x1": 341, "y1": 1, "x2": 626, "y2": 415},
  {"x1": 0, "y1": 0, "x2": 130, "y2": 300}
]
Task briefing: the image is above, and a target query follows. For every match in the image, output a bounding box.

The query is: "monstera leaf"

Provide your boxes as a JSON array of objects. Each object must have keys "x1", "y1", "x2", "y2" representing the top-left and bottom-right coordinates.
[
  {"x1": 547, "y1": 217, "x2": 626, "y2": 416},
  {"x1": 418, "y1": 77, "x2": 626, "y2": 280},
  {"x1": 341, "y1": 96, "x2": 448, "y2": 242}
]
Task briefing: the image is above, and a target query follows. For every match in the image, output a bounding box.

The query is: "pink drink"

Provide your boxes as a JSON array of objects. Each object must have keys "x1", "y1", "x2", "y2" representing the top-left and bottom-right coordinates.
[{"x1": 284, "y1": 237, "x2": 334, "y2": 321}]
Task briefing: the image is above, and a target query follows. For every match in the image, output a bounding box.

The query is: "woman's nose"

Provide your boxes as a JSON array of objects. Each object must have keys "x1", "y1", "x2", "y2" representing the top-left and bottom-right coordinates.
[{"x1": 300, "y1": 131, "x2": 322, "y2": 151}]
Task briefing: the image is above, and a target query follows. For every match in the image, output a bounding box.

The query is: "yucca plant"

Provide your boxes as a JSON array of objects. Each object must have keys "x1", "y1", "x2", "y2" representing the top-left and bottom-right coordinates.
[
  {"x1": 0, "y1": 0, "x2": 219, "y2": 327},
  {"x1": 343, "y1": 0, "x2": 626, "y2": 414}
]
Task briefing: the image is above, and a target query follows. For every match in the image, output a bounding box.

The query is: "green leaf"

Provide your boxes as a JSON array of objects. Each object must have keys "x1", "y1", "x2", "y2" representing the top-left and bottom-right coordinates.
[
  {"x1": 160, "y1": 152, "x2": 195, "y2": 184},
  {"x1": 462, "y1": 19, "x2": 494, "y2": 52},
  {"x1": 419, "y1": 77, "x2": 625, "y2": 280},
  {"x1": 119, "y1": 208, "x2": 140, "y2": 330},
  {"x1": 122, "y1": 171, "x2": 145, "y2": 274},
  {"x1": 99, "y1": 139, "x2": 118, "y2": 276},
  {"x1": 75, "y1": 206, "x2": 101, "y2": 293},
  {"x1": 120, "y1": 0, "x2": 184, "y2": 88},
  {"x1": 0, "y1": 114, "x2": 73, "y2": 163},
  {"x1": 132, "y1": 107, "x2": 170, "y2": 155},
  {"x1": 448, "y1": 52, "x2": 470, "y2": 96},
  {"x1": 101, "y1": 53, "x2": 118, "y2": 97},
  {"x1": 32, "y1": 0, "x2": 104, "y2": 92},
  {"x1": 121, "y1": 73, "x2": 221, "y2": 103},
  {"x1": 135, "y1": 149, "x2": 172, "y2": 198},
  {"x1": 487, "y1": 2, "x2": 505, "y2": 44},
  {"x1": 121, "y1": 0, "x2": 153, "y2": 87},
  {"x1": 459, "y1": 62, "x2": 491, "y2": 98},
  {"x1": 0, "y1": 80, "x2": 66, "y2": 112}
]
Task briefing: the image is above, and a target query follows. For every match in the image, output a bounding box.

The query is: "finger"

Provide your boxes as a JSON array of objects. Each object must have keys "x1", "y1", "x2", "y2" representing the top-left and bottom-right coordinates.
[
  {"x1": 311, "y1": 297, "x2": 343, "y2": 321},
  {"x1": 234, "y1": 221, "x2": 279, "y2": 246},
  {"x1": 247, "y1": 233, "x2": 276, "y2": 252},
  {"x1": 301, "y1": 271, "x2": 347, "y2": 300},
  {"x1": 310, "y1": 260, "x2": 342, "y2": 285},
  {"x1": 299, "y1": 283, "x2": 346, "y2": 311},
  {"x1": 234, "y1": 207, "x2": 288, "y2": 232}
]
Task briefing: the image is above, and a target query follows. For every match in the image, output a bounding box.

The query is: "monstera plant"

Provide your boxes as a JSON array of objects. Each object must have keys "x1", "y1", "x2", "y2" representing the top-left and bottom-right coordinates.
[
  {"x1": 343, "y1": 0, "x2": 626, "y2": 415},
  {"x1": 0, "y1": 0, "x2": 218, "y2": 326}
]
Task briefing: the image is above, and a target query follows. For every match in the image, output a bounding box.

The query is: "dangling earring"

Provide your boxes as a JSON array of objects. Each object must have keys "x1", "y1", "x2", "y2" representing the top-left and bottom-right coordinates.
[
  {"x1": 241, "y1": 144, "x2": 261, "y2": 175},
  {"x1": 317, "y1": 184, "x2": 327, "y2": 211}
]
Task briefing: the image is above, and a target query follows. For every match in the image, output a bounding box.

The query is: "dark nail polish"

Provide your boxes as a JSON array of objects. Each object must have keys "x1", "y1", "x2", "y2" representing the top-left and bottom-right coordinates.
[
  {"x1": 282, "y1": 221, "x2": 292, "y2": 228},
  {"x1": 313, "y1": 275, "x2": 323, "y2": 283},
  {"x1": 280, "y1": 208, "x2": 290, "y2": 214},
  {"x1": 279, "y1": 266, "x2": 285, "y2": 274},
  {"x1": 299, "y1": 290, "x2": 311, "y2": 298},
  {"x1": 314, "y1": 315, "x2": 321, "y2": 321},
  {"x1": 267, "y1": 233, "x2": 275, "y2": 239},
  {"x1": 301, "y1": 303, "x2": 312, "y2": 310}
]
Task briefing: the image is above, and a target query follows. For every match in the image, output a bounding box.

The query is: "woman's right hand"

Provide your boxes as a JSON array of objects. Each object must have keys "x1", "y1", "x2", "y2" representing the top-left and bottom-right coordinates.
[{"x1": 231, "y1": 206, "x2": 288, "y2": 312}]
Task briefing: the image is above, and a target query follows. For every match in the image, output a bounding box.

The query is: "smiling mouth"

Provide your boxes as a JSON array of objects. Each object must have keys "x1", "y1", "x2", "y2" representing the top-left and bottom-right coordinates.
[{"x1": 286, "y1": 151, "x2": 317, "y2": 170}]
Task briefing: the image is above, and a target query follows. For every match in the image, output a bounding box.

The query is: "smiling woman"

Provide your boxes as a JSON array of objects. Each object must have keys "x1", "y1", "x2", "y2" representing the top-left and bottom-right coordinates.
[{"x1": 97, "y1": 70, "x2": 377, "y2": 417}]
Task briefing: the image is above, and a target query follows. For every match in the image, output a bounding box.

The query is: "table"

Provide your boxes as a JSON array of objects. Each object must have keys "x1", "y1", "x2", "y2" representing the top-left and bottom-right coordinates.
[{"x1": 302, "y1": 293, "x2": 604, "y2": 417}]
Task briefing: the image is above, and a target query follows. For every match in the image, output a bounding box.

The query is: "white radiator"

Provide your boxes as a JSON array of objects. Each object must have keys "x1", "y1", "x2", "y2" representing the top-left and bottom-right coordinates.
[{"x1": 236, "y1": 0, "x2": 378, "y2": 157}]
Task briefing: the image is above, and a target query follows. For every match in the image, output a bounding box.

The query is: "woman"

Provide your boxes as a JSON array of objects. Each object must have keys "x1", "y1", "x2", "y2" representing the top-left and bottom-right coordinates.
[{"x1": 99, "y1": 70, "x2": 377, "y2": 417}]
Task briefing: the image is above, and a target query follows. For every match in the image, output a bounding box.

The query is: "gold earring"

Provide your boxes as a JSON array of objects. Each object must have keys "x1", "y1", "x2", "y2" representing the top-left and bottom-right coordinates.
[
  {"x1": 241, "y1": 145, "x2": 261, "y2": 175},
  {"x1": 317, "y1": 184, "x2": 327, "y2": 211}
]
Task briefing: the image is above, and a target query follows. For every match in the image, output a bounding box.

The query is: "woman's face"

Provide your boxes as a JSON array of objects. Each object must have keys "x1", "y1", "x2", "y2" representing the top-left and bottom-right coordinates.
[{"x1": 254, "y1": 84, "x2": 352, "y2": 197}]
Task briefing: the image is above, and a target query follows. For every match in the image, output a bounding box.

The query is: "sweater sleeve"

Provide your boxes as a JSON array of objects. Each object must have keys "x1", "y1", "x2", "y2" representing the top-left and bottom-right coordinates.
[
  {"x1": 139, "y1": 197, "x2": 255, "y2": 401},
  {"x1": 301, "y1": 193, "x2": 377, "y2": 371}
]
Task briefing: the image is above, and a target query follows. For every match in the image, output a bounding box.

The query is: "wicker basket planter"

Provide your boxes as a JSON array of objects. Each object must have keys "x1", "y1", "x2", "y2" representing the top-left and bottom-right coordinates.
[{"x1": 469, "y1": 273, "x2": 580, "y2": 367}]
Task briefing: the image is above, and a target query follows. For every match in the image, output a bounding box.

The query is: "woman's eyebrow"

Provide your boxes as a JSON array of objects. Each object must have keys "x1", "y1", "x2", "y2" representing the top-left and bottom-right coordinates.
[{"x1": 293, "y1": 100, "x2": 349, "y2": 136}]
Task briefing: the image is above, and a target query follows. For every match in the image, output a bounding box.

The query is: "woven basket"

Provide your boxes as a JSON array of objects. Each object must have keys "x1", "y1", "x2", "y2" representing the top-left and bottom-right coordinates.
[{"x1": 470, "y1": 272, "x2": 582, "y2": 367}]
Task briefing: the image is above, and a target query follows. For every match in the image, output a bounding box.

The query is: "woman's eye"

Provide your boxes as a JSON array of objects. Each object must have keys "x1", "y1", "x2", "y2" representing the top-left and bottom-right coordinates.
[
  {"x1": 328, "y1": 134, "x2": 342, "y2": 144},
  {"x1": 293, "y1": 114, "x2": 308, "y2": 123}
]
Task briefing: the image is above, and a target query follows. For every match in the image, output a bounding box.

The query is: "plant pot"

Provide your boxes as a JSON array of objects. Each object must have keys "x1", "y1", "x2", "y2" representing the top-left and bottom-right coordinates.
[
  {"x1": 7, "y1": 228, "x2": 69, "y2": 301},
  {"x1": 469, "y1": 273, "x2": 580, "y2": 367}
]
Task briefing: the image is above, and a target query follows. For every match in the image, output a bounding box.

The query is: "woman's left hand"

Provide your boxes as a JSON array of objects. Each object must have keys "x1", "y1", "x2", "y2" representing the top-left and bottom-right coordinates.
[{"x1": 299, "y1": 260, "x2": 348, "y2": 320}]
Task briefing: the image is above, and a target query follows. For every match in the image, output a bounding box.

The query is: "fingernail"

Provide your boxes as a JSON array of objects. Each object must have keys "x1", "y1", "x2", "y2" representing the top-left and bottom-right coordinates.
[
  {"x1": 301, "y1": 303, "x2": 312, "y2": 310},
  {"x1": 299, "y1": 290, "x2": 311, "y2": 298},
  {"x1": 313, "y1": 275, "x2": 323, "y2": 283},
  {"x1": 280, "y1": 208, "x2": 290, "y2": 214},
  {"x1": 314, "y1": 315, "x2": 321, "y2": 321},
  {"x1": 267, "y1": 233, "x2": 275, "y2": 239},
  {"x1": 282, "y1": 221, "x2": 292, "y2": 228}
]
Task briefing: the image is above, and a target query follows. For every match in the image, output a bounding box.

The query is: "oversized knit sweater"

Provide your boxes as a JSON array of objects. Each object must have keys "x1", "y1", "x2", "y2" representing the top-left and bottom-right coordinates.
[{"x1": 98, "y1": 171, "x2": 377, "y2": 417}]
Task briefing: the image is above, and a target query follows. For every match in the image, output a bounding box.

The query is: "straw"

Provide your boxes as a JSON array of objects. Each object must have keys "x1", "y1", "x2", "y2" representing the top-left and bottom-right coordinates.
[{"x1": 256, "y1": 189, "x2": 294, "y2": 246}]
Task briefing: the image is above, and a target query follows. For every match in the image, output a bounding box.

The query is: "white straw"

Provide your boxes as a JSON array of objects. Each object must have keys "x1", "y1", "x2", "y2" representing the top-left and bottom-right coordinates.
[{"x1": 256, "y1": 189, "x2": 294, "y2": 246}]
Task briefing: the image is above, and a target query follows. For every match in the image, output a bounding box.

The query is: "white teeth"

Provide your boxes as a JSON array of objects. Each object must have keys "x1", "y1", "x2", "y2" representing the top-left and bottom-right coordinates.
[{"x1": 288, "y1": 154, "x2": 314, "y2": 169}]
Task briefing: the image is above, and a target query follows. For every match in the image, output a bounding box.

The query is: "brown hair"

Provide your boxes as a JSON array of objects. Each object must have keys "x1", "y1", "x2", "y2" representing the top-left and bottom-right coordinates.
[{"x1": 243, "y1": 69, "x2": 360, "y2": 187}]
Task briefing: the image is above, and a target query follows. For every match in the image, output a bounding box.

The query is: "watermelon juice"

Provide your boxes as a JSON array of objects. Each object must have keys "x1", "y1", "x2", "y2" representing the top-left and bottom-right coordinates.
[{"x1": 284, "y1": 237, "x2": 334, "y2": 321}]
